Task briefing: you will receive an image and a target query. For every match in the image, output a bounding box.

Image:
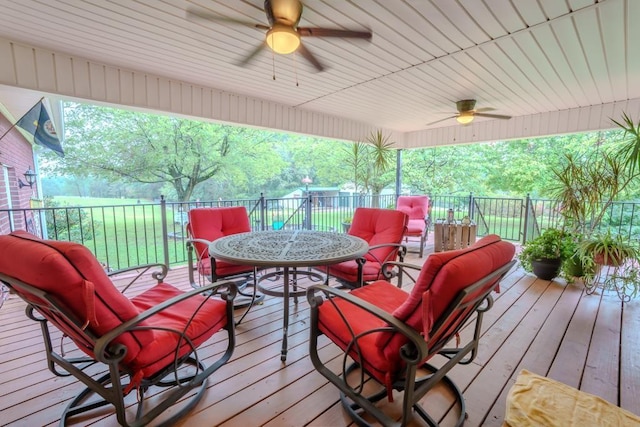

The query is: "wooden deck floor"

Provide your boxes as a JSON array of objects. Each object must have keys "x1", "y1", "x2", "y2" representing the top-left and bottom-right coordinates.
[{"x1": 1, "y1": 241, "x2": 639, "y2": 426}]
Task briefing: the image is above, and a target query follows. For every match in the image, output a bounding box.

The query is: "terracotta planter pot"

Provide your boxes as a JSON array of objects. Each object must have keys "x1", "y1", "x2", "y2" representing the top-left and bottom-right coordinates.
[
  {"x1": 594, "y1": 252, "x2": 626, "y2": 267},
  {"x1": 531, "y1": 258, "x2": 562, "y2": 280}
]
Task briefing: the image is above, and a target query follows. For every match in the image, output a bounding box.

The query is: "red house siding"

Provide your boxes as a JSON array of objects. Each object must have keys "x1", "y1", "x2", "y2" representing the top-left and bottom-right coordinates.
[{"x1": 0, "y1": 111, "x2": 37, "y2": 235}]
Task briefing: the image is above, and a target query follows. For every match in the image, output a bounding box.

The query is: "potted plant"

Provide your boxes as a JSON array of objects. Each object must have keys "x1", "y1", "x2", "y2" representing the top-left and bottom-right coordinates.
[
  {"x1": 341, "y1": 217, "x2": 352, "y2": 233},
  {"x1": 578, "y1": 231, "x2": 639, "y2": 267},
  {"x1": 519, "y1": 228, "x2": 576, "y2": 280}
]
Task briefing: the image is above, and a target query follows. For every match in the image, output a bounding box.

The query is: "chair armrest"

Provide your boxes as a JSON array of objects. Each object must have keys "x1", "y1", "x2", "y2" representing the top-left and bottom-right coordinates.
[
  {"x1": 307, "y1": 284, "x2": 428, "y2": 363},
  {"x1": 365, "y1": 243, "x2": 407, "y2": 266},
  {"x1": 107, "y1": 263, "x2": 168, "y2": 293},
  {"x1": 381, "y1": 260, "x2": 422, "y2": 286},
  {"x1": 94, "y1": 280, "x2": 237, "y2": 364}
]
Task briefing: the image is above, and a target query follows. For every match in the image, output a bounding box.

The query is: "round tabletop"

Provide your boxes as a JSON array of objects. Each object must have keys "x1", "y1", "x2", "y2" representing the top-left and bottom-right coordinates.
[{"x1": 208, "y1": 230, "x2": 369, "y2": 268}]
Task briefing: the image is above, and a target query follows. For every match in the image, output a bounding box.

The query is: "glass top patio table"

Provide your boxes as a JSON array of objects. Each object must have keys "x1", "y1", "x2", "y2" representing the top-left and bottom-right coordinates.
[{"x1": 208, "y1": 229, "x2": 368, "y2": 361}]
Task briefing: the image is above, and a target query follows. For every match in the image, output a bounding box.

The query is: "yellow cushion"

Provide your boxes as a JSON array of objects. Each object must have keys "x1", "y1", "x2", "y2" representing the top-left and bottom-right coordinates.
[{"x1": 504, "y1": 369, "x2": 640, "y2": 427}]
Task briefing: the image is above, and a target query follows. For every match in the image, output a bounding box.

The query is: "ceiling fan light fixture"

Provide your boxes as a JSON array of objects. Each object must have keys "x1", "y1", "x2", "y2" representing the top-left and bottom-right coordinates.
[
  {"x1": 266, "y1": 24, "x2": 300, "y2": 54},
  {"x1": 456, "y1": 112, "x2": 474, "y2": 125}
]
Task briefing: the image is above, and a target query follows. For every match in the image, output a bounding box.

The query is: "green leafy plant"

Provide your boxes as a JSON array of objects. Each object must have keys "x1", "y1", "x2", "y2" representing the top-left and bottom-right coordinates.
[
  {"x1": 578, "y1": 231, "x2": 639, "y2": 267},
  {"x1": 611, "y1": 112, "x2": 640, "y2": 174},
  {"x1": 519, "y1": 228, "x2": 576, "y2": 273}
]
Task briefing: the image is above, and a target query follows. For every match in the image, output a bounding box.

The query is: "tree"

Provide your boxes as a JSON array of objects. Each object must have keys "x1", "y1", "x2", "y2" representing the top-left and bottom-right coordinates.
[
  {"x1": 46, "y1": 102, "x2": 283, "y2": 201},
  {"x1": 343, "y1": 130, "x2": 396, "y2": 207}
]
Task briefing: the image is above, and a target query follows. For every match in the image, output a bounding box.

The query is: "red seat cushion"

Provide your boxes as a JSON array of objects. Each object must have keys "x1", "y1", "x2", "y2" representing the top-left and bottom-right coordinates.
[
  {"x1": 129, "y1": 282, "x2": 227, "y2": 377},
  {"x1": 317, "y1": 281, "x2": 408, "y2": 387}
]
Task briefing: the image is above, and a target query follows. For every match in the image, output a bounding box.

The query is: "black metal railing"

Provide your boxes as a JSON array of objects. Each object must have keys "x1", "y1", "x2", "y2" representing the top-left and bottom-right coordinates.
[{"x1": 2, "y1": 193, "x2": 639, "y2": 270}]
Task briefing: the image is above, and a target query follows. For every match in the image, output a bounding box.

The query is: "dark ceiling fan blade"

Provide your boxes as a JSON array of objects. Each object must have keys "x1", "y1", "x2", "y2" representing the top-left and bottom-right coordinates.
[
  {"x1": 475, "y1": 112, "x2": 512, "y2": 120},
  {"x1": 297, "y1": 27, "x2": 372, "y2": 39},
  {"x1": 236, "y1": 43, "x2": 267, "y2": 67},
  {"x1": 475, "y1": 107, "x2": 496, "y2": 113},
  {"x1": 297, "y1": 42, "x2": 324, "y2": 72},
  {"x1": 426, "y1": 115, "x2": 457, "y2": 126},
  {"x1": 186, "y1": 8, "x2": 269, "y2": 29}
]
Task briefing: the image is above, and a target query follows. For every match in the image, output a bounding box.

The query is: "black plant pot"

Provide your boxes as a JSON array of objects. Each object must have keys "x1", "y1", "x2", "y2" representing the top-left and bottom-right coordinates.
[{"x1": 531, "y1": 258, "x2": 562, "y2": 280}]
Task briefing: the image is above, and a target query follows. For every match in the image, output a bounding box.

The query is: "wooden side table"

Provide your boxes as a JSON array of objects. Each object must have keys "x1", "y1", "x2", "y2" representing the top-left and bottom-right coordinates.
[{"x1": 433, "y1": 220, "x2": 477, "y2": 252}]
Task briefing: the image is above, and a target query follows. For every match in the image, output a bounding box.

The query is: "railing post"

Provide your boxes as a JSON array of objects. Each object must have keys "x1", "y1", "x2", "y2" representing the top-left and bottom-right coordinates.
[
  {"x1": 160, "y1": 195, "x2": 170, "y2": 269},
  {"x1": 522, "y1": 193, "x2": 531, "y2": 244},
  {"x1": 468, "y1": 192, "x2": 474, "y2": 219},
  {"x1": 306, "y1": 193, "x2": 313, "y2": 230},
  {"x1": 259, "y1": 193, "x2": 266, "y2": 231}
]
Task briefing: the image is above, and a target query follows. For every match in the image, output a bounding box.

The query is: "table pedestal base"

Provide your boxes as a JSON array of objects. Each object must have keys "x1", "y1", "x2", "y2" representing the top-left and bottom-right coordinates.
[{"x1": 258, "y1": 268, "x2": 325, "y2": 361}]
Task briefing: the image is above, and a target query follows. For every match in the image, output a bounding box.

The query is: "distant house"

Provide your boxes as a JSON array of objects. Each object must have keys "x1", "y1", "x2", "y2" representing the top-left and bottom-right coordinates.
[{"x1": 0, "y1": 109, "x2": 38, "y2": 235}]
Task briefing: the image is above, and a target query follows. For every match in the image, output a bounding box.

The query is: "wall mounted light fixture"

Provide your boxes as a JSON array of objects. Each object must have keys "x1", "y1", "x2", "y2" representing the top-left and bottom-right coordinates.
[{"x1": 18, "y1": 167, "x2": 37, "y2": 189}]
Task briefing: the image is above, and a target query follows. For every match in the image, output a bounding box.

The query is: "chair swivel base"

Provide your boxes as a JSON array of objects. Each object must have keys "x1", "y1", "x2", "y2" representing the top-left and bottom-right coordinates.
[
  {"x1": 339, "y1": 362, "x2": 466, "y2": 427},
  {"x1": 61, "y1": 357, "x2": 208, "y2": 427}
]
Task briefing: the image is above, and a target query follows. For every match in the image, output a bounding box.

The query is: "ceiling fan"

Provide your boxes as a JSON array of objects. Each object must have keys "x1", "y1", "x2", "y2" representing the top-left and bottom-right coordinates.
[
  {"x1": 186, "y1": 0, "x2": 372, "y2": 72},
  {"x1": 426, "y1": 99, "x2": 512, "y2": 126}
]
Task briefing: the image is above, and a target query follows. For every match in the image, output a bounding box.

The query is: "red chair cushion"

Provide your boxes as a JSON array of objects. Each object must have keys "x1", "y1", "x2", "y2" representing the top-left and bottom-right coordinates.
[
  {"x1": 0, "y1": 232, "x2": 228, "y2": 380},
  {"x1": 317, "y1": 281, "x2": 408, "y2": 387},
  {"x1": 348, "y1": 207, "x2": 407, "y2": 264},
  {"x1": 316, "y1": 234, "x2": 515, "y2": 391},
  {"x1": 188, "y1": 207, "x2": 254, "y2": 279},
  {"x1": 0, "y1": 231, "x2": 152, "y2": 363},
  {"x1": 397, "y1": 196, "x2": 429, "y2": 236},
  {"x1": 129, "y1": 282, "x2": 227, "y2": 377},
  {"x1": 187, "y1": 207, "x2": 251, "y2": 260}
]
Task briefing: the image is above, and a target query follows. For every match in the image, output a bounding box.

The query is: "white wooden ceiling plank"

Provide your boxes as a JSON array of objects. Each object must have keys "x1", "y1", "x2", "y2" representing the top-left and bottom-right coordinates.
[
  {"x1": 511, "y1": 0, "x2": 547, "y2": 27},
  {"x1": 550, "y1": 17, "x2": 601, "y2": 106},
  {"x1": 529, "y1": 24, "x2": 590, "y2": 106},
  {"x1": 430, "y1": 0, "x2": 491, "y2": 46},
  {"x1": 574, "y1": 9, "x2": 613, "y2": 104},
  {"x1": 304, "y1": 1, "x2": 417, "y2": 68},
  {"x1": 483, "y1": 0, "x2": 527, "y2": 34},
  {"x1": 400, "y1": 0, "x2": 474, "y2": 49},
  {"x1": 301, "y1": 0, "x2": 436, "y2": 63},
  {"x1": 445, "y1": 53, "x2": 528, "y2": 116},
  {"x1": 538, "y1": 0, "x2": 572, "y2": 19},
  {"x1": 465, "y1": 44, "x2": 545, "y2": 114},
  {"x1": 514, "y1": 30, "x2": 578, "y2": 109},
  {"x1": 627, "y1": 0, "x2": 640, "y2": 100},
  {"x1": 458, "y1": 0, "x2": 508, "y2": 39},
  {"x1": 568, "y1": 0, "x2": 598, "y2": 11},
  {"x1": 368, "y1": 0, "x2": 447, "y2": 57},
  {"x1": 496, "y1": 36, "x2": 566, "y2": 110},
  {"x1": 597, "y1": 0, "x2": 626, "y2": 101},
  {"x1": 428, "y1": 56, "x2": 514, "y2": 115}
]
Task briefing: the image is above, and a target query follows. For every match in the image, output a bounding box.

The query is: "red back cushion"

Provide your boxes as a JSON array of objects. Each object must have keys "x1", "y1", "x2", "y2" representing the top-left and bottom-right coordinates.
[
  {"x1": 348, "y1": 208, "x2": 408, "y2": 262},
  {"x1": 0, "y1": 231, "x2": 152, "y2": 362},
  {"x1": 187, "y1": 207, "x2": 251, "y2": 260},
  {"x1": 396, "y1": 196, "x2": 429, "y2": 220},
  {"x1": 377, "y1": 234, "x2": 515, "y2": 366}
]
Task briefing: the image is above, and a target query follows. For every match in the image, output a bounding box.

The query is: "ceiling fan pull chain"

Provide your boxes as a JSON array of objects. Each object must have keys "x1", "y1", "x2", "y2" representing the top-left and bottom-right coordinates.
[
  {"x1": 294, "y1": 53, "x2": 299, "y2": 87},
  {"x1": 272, "y1": 48, "x2": 276, "y2": 80}
]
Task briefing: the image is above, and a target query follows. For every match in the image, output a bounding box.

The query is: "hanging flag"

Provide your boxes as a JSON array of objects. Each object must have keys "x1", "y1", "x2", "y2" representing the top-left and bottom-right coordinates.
[{"x1": 16, "y1": 100, "x2": 64, "y2": 157}]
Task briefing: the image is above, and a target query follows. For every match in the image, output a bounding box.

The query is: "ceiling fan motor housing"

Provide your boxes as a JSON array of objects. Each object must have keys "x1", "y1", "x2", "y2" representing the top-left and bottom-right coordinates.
[{"x1": 456, "y1": 99, "x2": 477, "y2": 113}]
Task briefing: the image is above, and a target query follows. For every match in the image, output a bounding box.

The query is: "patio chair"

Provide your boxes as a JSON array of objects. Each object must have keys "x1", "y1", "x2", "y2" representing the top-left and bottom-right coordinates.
[
  {"x1": 186, "y1": 206, "x2": 264, "y2": 316},
  {"x1": 307, "y1": 234, "x2": 516, "y2": 427},
  {"x1": 317, "y1": 207, "x2": 408, "y2": 288},
  {"x1": 396, "y1": 195, "x2": 431, "y2": 257},
  {"x1": 0, "y1": 231, "x2": 236, "y2": 427}
]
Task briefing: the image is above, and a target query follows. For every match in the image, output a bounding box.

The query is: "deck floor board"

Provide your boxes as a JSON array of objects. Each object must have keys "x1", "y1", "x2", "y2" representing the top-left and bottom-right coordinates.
[{"x1": 1, "y1": 244, "x2": 639, "y2": 426}]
